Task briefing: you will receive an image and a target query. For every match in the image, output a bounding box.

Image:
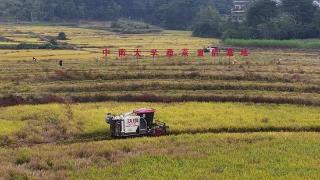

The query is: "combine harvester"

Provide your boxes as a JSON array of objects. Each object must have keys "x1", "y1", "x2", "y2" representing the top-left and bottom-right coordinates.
[{"x1": 106, "y1": 108, "x2": 168, "y2": 138}]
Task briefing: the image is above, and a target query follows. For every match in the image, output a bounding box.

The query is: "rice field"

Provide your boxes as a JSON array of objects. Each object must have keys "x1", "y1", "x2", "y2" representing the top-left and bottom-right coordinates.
[
  {"x1": 0, "y1": 24, "x2": 216, "y2": 60},
  {"x1": 0, "y1": 132, "x2": 320, "y2": 179},
  {"x1": 0, "y1": 102, "x2": 319, "y2": 139},
  {"x1": 0, "y1": 24, "x2": 319, "y2": 179}
]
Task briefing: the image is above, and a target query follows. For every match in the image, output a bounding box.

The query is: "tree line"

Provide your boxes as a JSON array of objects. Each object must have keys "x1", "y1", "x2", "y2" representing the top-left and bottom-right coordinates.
[
  {"x1": 0, "y1": 0, "x2": 233, "y2": 30},
  {"x1": 1, "y1": 0, "x2": 319, "y2": 39},
  {"x1": 222, "y1": 0, "x2": 320, "y2": 39}
]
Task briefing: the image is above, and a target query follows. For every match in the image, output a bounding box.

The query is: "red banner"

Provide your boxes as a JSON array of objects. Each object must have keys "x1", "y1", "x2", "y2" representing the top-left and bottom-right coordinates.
[{"x1": 102, "y1": 48, "x2": 249, "y2": 59}]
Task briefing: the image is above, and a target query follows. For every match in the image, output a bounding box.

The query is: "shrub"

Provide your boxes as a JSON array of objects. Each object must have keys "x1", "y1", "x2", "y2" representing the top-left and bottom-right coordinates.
[
  {"x1": 110, "y1": 20, "x2": 163, "y2": 34},
  {"x1": 0, "y1": 44, "x2": 17, "y2": 49},
  {"x1": 192, "y1": 6, "x2": 222, "y2": 38},
  {"x1": 15, "y1": 152, "x2": 31, "y2": 165},
  {"x1": 57, "y1": 32, "x2": 67, "y2": 40},
  {"x1": 14, "y1": 42, "x2": 70, "y2": 50},
  {"x1": 16, "y1": 43, "x2": 40, "y2": 49}
]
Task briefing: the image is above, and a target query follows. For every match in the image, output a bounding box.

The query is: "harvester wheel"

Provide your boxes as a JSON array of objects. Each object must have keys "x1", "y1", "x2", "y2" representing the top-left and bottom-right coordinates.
[{"x1": 153, "y1": 128, "x2": 160, "y2": 136}]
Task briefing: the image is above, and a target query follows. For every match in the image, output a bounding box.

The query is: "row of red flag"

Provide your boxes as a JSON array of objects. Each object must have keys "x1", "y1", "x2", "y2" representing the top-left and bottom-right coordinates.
[{"x1": 102, "y1": 48, "x2": 249, "y2": 58}]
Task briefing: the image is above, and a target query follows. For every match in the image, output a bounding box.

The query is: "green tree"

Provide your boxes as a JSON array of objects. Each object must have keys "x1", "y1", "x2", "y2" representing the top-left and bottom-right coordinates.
[
  {"x1": 246, "y1": 0, "x2": 278, "y2": 27},
  {"x1": 153, "y1": 0, "x2": 198, "y2": 29},
  {"x1": 222, "y1": 22, "x2": 252, "y2": 39},
  {"x1": 313, "y1": 10, "x2": 320, "y2": 32},
  {"x1": 54, "y1": 0, "x2": 78, "y2": 20},
  {"x1": 192, "y1": 5, "x2": 222, "y2": 38},
  {"x1": 57, "y1": 32, "x2": 67, "y2": 40},
  {"x1": 281, "y1": 0, "x2": 316, "y2": 24},
  {"x1": 258, "y1": 14, "x2": 297, "y2": 39},
  {"x1": 0, "y1": 0, "x2": 234, "y2": 29}
]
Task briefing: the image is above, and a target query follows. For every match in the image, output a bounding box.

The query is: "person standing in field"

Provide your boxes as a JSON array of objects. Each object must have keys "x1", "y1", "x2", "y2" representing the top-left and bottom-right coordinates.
[{"x1": 59, "y1": 60, "x2": 63, "y2": 67}]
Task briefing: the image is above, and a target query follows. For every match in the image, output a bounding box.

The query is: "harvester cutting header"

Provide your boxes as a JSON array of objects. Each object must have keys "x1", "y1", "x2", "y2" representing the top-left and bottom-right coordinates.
[{"x1": 106, "y1": 108, "x2": 168, "y2": 138}]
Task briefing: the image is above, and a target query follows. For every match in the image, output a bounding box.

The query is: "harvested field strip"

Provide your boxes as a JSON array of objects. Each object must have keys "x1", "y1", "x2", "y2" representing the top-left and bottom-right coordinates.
[
  {"x1": 57, "y1": 89, "x2": 319, "y2": 99},
  {"x1": 29, "y1": 72, "x2": 313, "y2": 83},
  {"x1": 1, "y1": 62, "x2": 318, "y2": 83},
  {"x1": 3, "y1": 89, "x2": 319, "y2": 98},
  {"x1": 25, "y1": 79, "x2": 320, "y2": 86},
  {"x1": 1, "y1": 63, "x2": 318, "y2": 74},
  {"x1": 0, "y1": 60, "x2": 317, "y2": 66},
  {"x1": 0, "y1": 69, "x2": 317, "y2": 81},
  {"x1": 1, "y1": 72, "x2": 317, "y2": 84},
  {"x1": 44, "y1": 81, "x2": 319, "y2": 93},
  {"x1": 1, "y1": 91, "x2": 319, "y2": 106},
  {"x1": 1, "y1": 68, "x2": 310, "y2": 75},
  {"x1": 69, "y1": 93, "x2": 320, "y2": 106},
  {"x1": 3, "y1": 79, "x2": 315, "y2": 94}
]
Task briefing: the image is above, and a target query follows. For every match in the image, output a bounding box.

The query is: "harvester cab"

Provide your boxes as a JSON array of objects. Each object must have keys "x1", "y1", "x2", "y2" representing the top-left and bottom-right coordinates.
[{"x1": 106, "y1": 108, "x2": 168, "y2": 138}]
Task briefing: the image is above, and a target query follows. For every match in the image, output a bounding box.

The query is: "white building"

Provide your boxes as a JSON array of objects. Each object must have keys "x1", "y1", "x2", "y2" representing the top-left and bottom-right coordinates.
[
  {"x1": 314, "y1": 0, "x2": 320, "y2": 7},
  {"x1": 231, "y1": 0, "x2": 254, "y2": 22}
]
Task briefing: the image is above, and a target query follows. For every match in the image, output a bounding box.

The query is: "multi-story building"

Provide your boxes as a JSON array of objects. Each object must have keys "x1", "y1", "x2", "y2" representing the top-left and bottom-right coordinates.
[{"x1": 230, "y1": 0, "x2": 254, "y2": 22}]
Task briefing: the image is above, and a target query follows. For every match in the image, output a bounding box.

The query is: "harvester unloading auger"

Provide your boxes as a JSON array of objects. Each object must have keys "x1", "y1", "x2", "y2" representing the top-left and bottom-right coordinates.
[{"x1": 106, "y1": 108, "x2": 168, "y2": 138}]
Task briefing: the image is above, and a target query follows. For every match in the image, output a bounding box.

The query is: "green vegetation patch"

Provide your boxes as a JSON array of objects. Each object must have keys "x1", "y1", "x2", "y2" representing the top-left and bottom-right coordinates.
[
  {"x1": 0, "y1": 119, "x2": 25, "y2": 135},
  {"x1": 223, "y1": 39, "x2": 320, "y2": 49},
  {"x1": 110, "y1": 20, "x2": 163, "y2": 34}
]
